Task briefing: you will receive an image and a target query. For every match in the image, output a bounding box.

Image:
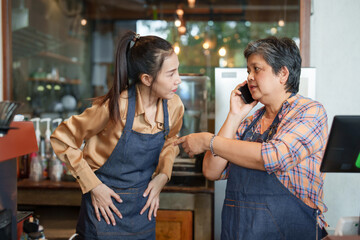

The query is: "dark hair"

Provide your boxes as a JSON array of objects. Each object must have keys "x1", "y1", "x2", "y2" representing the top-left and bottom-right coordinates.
[
  {"x1": 96, "y1": 31, "x2": 174, "y2": 122},
  {"x1": 244, "y1": 36, "x2": 302, "y2": 93}
]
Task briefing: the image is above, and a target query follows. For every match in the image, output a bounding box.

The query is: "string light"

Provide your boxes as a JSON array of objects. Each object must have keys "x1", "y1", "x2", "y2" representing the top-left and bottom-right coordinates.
[
  {"x1": 188, "y1": 0, "x2": 195, "y2": 8},
  {"x1": 174, "y1": 43, "x2": 180, "y2": 55},
  {"x1": 202, "y1": 41, "x2": 210, "y2": 50},
  {"x1": 178, "y1": 26, "x2": 186, "y2": 35},
  {"x1": 81, "y1": 18, "x2": 87, "y2": 26},
  {"x1": 175, "y1": 19, "x2": 181, "y2": 27},
  {"x1": 278, "y1": 19, "x2": 285, "y2": 27},
  {"x1": 176, "y1": 8, "x2": 184, "y2": 17},
  {"x1": 218, "y1": 47, "x2": 226, "y2": 57}
]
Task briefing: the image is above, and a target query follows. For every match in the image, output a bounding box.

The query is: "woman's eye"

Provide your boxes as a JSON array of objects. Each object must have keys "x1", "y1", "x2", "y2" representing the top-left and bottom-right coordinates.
[{"x1": 255, "y1": 67, "x2": 260, "y2": 72}]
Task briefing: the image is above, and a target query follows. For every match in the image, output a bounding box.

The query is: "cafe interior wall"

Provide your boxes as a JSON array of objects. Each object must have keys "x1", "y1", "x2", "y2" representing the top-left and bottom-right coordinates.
[{"x1": 310, "y1": 0, "x2": 360, "y2": 230}]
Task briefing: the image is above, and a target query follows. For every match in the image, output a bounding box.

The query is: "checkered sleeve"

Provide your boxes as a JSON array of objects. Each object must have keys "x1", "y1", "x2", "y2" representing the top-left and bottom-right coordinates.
[{"x1": 261, "y1": 101, "x2": 328, "y2": 173}]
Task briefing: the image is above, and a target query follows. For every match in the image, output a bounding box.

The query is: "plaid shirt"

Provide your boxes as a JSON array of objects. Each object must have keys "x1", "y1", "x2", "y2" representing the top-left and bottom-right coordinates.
[{"x1": 222, "y1": 94, "x2": 329, "y2": 228}]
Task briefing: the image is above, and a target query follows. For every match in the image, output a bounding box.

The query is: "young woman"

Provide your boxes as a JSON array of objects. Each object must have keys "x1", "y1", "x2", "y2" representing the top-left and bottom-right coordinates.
[
  {"x1": 176, "y1": 37, "x2": 329, "y2": 239},
  {"x1": 51, "y1": 31, "x2": 184, "y2": 239}
]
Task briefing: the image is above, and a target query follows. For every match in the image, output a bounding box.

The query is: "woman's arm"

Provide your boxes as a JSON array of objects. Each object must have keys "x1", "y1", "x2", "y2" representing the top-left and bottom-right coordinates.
[
  {"x1": 179, "y1": 83, "x2": 260, "y2": 180},
  {"x1": 50, "y1": 103, "x2": 110, "y2": 193}
]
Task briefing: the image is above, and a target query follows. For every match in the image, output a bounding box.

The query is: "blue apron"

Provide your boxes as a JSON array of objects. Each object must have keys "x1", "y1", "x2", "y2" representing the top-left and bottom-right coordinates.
[
  {"x1": 221, "y1": 106, "x2": 325, "y2": 240},
  {"x1": 76, "y1": 85, "x2": 169, "y2": 239}
]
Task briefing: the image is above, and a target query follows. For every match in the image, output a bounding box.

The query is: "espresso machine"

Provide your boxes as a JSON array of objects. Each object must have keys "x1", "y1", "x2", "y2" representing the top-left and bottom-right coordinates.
[{"x1": 170, "y1": 74, "x2": 209, "y2": 186}]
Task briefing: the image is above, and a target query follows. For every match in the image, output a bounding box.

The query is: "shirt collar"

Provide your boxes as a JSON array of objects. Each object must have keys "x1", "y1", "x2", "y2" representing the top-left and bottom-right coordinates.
[
  {"x1": 252, "y1": 93, "x2": 300, "y2": 120},
  {"x1": 134, "y1": 84, "x2": 164, "y2": 124}
]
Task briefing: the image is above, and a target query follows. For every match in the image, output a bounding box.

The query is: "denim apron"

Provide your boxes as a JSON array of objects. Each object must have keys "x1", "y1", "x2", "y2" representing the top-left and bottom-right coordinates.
[
  {"x1": 221, "y1": 105, "x2": 325, "y2": 240},
  {"x1": 76, "y1": 85, "x2": 169, "y2": 239}
]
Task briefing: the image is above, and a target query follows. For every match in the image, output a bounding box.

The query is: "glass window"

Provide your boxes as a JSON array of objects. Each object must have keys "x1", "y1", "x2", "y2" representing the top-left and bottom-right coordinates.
[{"x1": 11, "y1": 0, "x2": 300, "y2": 120}]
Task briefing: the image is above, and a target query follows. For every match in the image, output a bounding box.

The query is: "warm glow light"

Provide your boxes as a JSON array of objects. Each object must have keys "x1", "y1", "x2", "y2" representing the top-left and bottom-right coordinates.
[
  {"x1": 176, "y1": 8, "x2": 184, "y2": 17},
  {"x1": 278, "y1": 19, "x2": 285, "y2": 27},
  {"x1": 81, "y1": 19, "x2": 87, "y2": 26},
  {"x1": 178, "y1": 26, "x2": 186, "y2": 35},
  {"x1": 188, "y1": 0, "x2": 195, "y2": 8},
  {"x1": 202, "y1": 41, "x2": 210, "y2": 50},
  {"x1": 270, "y1": 27, "x2": 277, "y2": 35},
  {"x1": 174, "y1": 43, "x2": 180, "y2": 55},
  {"x1": 175, "y1": 19, "x2": 181, "y2": 27},
  {"x1": 218, "y1": 47, "x2": 226, "y2": 57},
  {"x1": 194, "y1": 35, "x2": 200, "y2": 40}
]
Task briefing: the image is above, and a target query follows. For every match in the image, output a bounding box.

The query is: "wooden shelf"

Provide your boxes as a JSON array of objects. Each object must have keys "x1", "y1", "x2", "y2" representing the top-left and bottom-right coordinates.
[
  {"x1": 28, "y1": 78, "x2": 81, "y2": 85},
  {"x1": 38, "y1": 51, "x2": 82, "y2": 65}
]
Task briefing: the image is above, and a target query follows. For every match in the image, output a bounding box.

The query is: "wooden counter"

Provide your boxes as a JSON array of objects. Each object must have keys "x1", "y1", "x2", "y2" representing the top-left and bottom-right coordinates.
[{"x1": 17, "y1": 179, "x2": 214, "y2": 240}]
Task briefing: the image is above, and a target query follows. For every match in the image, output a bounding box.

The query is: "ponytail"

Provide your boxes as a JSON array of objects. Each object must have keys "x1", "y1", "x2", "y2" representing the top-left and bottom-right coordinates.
[
  {"x1": 95, "y1": 31, "x2": 136, "y2": 122},
  {"x1": 94, "y1": 30, "x2": 174, "y2": 123}
]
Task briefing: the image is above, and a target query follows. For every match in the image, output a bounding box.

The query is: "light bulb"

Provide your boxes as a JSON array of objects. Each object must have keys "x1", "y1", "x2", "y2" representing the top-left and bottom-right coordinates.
[
  {"x1": 202, "y1": 41, "x2": 210, "y2": 50},
  {"x1": 175, "y1": 19, "x2": 181, "y2": 27},
  {"x1": 218, "y1": 47, "x2": 226, "y2": 57}
]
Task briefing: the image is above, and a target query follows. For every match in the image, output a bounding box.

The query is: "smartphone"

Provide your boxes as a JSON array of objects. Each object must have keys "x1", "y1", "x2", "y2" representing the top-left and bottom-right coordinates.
[{"x1": 239, "y1": 83, "x2": 255, "y2": 104}]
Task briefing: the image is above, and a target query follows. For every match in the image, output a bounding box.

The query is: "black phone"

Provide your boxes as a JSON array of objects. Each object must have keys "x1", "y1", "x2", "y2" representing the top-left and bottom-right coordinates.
[{"x1": 239, "y1": 83, "x2": 255, "y2": 104}]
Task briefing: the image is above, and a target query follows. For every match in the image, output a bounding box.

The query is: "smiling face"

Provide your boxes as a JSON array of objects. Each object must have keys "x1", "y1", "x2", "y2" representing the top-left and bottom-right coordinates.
[
  {"x1": 151, "y1": 52, "x2": 181, "y2": 100},
  {"x1": 246, "y1": 53, "x2": 287, "y2": 104}
]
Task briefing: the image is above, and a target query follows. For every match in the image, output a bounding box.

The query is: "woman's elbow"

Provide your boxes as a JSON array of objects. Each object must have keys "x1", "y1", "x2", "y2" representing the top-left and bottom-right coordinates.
[{"x1": 202, "y1": 164, "x2": 221, "y2": 181}]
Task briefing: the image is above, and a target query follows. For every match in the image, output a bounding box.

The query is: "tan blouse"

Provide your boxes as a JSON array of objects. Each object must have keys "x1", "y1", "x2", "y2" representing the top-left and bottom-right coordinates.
[{"x1": 50, "y1": 85, "x2": 184, "y2": 193}]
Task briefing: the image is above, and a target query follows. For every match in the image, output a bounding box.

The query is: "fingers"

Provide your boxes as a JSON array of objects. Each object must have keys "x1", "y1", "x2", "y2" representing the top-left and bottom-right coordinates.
[
  {"x1": 94, "y1": 204, "x2": 101, "y2": 222},
  {"x1": 174, "y1": 136, "x2": 186, "y2": 146},
  {"x1": 111, "y1": 191, "x2": 123, "y2": 203},
  {"x1": 148, "y1": 200, "x2": 156, "y2": 221},
  {"x1": 143, "y1": 186, "x2": 151, "y2": 198},
  {"x1": 140, "y1": 198, "x2": 151, "y2": 216},
  {"x1": 153, "y1": 198, "x2": 160, "y2": 218},
  {"x1": 105, "y1": 206, "x2": 116, "y2": 226},
  {"x1": 99, "y1": 207, "x2": 110, "y2": 225},
  {"x1": 110, "y1": 203, "x2": 123, "y2": 220}
]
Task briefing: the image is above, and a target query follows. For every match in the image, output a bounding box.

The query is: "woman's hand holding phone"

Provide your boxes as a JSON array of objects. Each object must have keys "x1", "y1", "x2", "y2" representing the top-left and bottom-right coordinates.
[{"x1": 230, "y1": 82, "x2": 257, "y2": 118}]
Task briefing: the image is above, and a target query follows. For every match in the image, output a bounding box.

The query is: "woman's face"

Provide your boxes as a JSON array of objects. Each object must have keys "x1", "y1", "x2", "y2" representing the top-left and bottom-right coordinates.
[
  {"x1": 151, "y1": 52, "x2": 181, "y2": 100},
  {"x1": 246, "y1": 53, "x2": 285, "y2": 104}
]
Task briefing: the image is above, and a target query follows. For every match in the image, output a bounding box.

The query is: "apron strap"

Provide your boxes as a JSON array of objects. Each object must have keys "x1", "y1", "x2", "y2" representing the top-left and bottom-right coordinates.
[
  {"x1": 241, "y1": 92, "x2": 296, "y2": 142},
  {"x1": 162, "y1": 99, "x2": 170, "y2": 137},
  {"x1": 124, "y1": 85, "x2": 136, "y2": 131},
  {"x1": 124, "y1": 85, "x2": 170, "y2": 136}
]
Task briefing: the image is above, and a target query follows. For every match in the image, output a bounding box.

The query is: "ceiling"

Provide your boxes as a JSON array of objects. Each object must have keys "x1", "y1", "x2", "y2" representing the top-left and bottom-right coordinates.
[{"x1": 84, "y1": 0, "x2": 300, "y2": 22}]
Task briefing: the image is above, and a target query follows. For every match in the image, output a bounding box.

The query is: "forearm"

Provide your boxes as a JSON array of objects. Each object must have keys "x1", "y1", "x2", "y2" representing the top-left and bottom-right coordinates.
[
  {"x1": 203, "y1": 112, "x2": 247, "y2": 180},
  {"x1": 212, "y1": 136, "x2": 265, "y2": 171}
]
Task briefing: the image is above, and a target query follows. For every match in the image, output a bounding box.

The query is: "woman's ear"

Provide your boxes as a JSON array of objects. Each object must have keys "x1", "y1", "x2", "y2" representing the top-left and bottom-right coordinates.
[
  {"x1": 140, "y1": 74, "x2": 153, "y2": 87},
  {"x1": 279, "y1": 66, "x2": 290, "y2": 85}
]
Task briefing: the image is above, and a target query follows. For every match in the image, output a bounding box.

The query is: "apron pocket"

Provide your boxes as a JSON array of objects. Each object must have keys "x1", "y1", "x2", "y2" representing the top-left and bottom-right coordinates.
[{"x1": 222, "y1": 198, "x2": 285, "y2": 240}]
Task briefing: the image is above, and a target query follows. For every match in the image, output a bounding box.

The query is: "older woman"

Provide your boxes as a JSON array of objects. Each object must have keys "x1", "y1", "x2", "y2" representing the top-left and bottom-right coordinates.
[{"x1": 176, "y1": 37, "x2": 328, "y2": 239}]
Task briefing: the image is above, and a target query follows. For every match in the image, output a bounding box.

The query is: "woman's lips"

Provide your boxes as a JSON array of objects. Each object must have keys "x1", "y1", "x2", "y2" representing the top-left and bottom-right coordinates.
[{"x1": 172, "y1": 88, "x2": 177, "y2": 92}]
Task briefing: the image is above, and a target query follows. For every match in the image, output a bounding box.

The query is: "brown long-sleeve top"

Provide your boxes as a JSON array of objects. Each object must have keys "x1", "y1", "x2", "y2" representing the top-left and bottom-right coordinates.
[{"x1": 50, "y1": 85, "x2": 184, "y2": 194}]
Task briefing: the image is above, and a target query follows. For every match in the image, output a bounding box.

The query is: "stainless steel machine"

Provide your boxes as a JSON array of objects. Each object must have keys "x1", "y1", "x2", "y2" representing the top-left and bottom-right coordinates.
[{"x1": 170, "y1": 74, "x2": 209, "y2": 186}]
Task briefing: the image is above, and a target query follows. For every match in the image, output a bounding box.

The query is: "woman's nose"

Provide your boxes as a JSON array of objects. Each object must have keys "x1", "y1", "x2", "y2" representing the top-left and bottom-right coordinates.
[
  {"x1": 247, "y1": 72, "x2": 254, "y2": 82},
  {"x1": 176, "y1": 73, "x2": 182, "y2": 85}
]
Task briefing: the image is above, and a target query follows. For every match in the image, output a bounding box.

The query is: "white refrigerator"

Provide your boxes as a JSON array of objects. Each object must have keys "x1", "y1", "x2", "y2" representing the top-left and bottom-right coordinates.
[{"x1": 213, "y1": 67, "x2": 316, "y2": 239}]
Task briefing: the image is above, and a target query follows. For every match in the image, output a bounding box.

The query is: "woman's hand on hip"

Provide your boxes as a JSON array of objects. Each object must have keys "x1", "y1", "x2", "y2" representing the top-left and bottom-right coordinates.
[
  {"x1": 90, "y1": 183, "x2": 123, "y2": 226},
  {"x1": 140, "y1": 173, "x2": 168, "y2": 221},
  {"x1": 174, "y1": 132, "x2": 213, "y2": 158}
]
